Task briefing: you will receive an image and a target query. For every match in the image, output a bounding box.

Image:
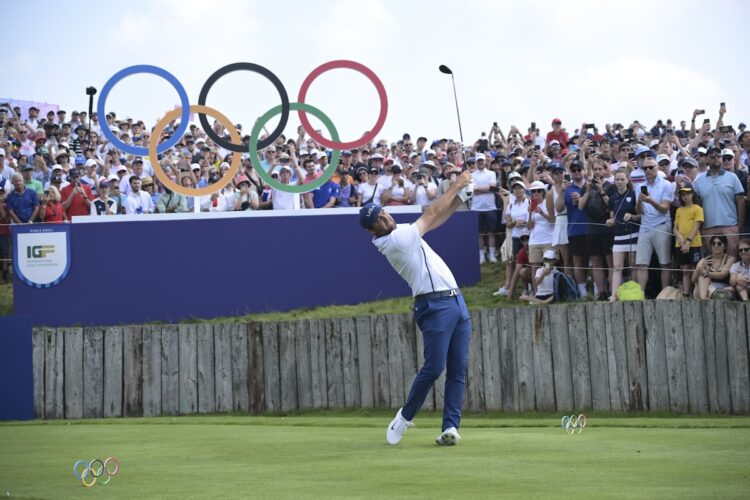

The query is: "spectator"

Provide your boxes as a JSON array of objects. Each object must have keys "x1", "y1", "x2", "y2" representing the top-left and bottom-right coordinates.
[
  {"x1": 635, "y1": 157, "x2": 674, "y2": 294},
  {"x1": 140, "y1": 176, "x2": 160, "y2": 206},
  {"x1": 472, "y1": 153, "x2": 499, "y2": 264},
  {"x1": 673, "y1": 181, "x2": 703, "y2": 296},
  {"x1": 125, "y1": 176, "x2": 155, "y2": 214},
  {"x1": 5, "y1": 173, "x2": 39, "y2": 223},
  {"x1": 180, "y1": 174, "x2": 196, "y2": 211},
  {"x1": 233, "y1": 176, "x2": 259, "y2": 211},
  {"x1": 520, "y1": 249, "x2": 557, "y2": 304},
  {"x1": 527, "y1": 180, "x2": 555, "y2": 290},
  {"x1": 201, "y1": 172, "x2": 227, "y2": 212},
  {"x1": 21, "y1": 163, "x2": 43, "y2": 196},
  {"x1": 545, "y1": 119, "x2": 569, "y2": 152},
  {"x1": 90, "y1": 180, "x2": 118, "y2": 216},
  {"x1": 60, "y1": 167, "x2": 94, "y2": 219},
  {"x1": 692, "y1": 234, "x2": 736, "y2": 299},
  {"x1": 729, "y1": 239, "x2": 750, "y2": 301},
  {"x1": 310, "y1": 172, "x2": 340, "y2": 209},
  {"x1": 580, "y1": 157, "x2": 613, "y2": 300},
  {"x1": 39, "y1": 186, "x2": 67, "y2": 222},
  {"x1": 547, "y1": 163, "x2": 571, "y2": 273},
  {"x1": 606, "y1": 169, "x2": 639, "y2": 300},
  {"x1": 263, "y1": 165, "x2": 305, "y2": 210},
  {"x1": 693, "y1": 147, "x2": 745, "y2": 257},
  {"x1": 357, "y1": 167, "x2": 383, "y2": 207},
  {"x1": 410, "y1": 166, "x2": 438, "y2": 207},
  {"x1": 335, "y1": 169, "x2": 355, "y2": 207},
  {"x1": 381, "y1": 164, "x2": 410, "y2": 207},
  {"x1": 0, "y1": 148, "x2": 16, "y2": 185},
  {"x1": 561, "y1": 159, "x2": 589, "y2": 297},
  {"x1": 495, "y1": 179, "x2": 529, "y2": 296}
]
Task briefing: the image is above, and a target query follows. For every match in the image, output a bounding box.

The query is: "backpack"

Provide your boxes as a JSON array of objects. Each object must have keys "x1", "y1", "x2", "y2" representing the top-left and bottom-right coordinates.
[
  {"x1": 586, "y1": 188, "x2": 608, "y2": 221},
  {"x1": 616, "y1": 280, "x2": 644, "y2": 301},
  {"x1": 553, "y1": 271, "x2": 581, "y2": 303}
]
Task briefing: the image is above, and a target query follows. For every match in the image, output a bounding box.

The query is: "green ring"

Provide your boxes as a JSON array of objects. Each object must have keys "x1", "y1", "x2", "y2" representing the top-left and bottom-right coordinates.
[{"x1": 249, "y1": 102, "x2": 341, "y2": 194}]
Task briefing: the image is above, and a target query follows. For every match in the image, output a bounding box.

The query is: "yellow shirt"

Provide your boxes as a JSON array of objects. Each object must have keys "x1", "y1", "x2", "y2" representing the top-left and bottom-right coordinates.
[{"x1": 674, "y1": 204, "x2": 703, "y2": 247}]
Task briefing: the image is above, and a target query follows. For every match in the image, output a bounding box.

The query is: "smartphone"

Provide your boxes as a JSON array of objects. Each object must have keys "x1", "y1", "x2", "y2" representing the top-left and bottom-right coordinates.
[
  {"x1": 676, "y1": 168, "x2": 684, "y2": 176},
  {"x1": 666, "y1": 129, "x2": 674, "y2": 135},
  {"x1": 493, "y1": 121, "x2": 498, "y2": 128},
  {"x1": 583, "y1": 123, "x2": 595, "y2": 129},
  {"x1": 531, "y1": 122, "x2": 536, "y2": 130},
  {"x1": 640, "y1": 186, "x2": 648, "y2": 195},
  {"x1": 534, "y1": 145, "x2": 540, "y2": 151},
  {"x1": 564, "y1": 173, "x2": 571, "y2": 182},
  {"x1": 696, "y1": 109, "x2": 705, "y2": 115},
  {"x1": 530, "y1": 198, "x2": 540, "y2": 212},
  {"x1": 703, "y1": 118, "x2": 710, "y2": 125},
  {"x1": 719, "y1": 126, "x2": 733, "y2": 133},
  {"x1": 720, "y1": 102, "x2": 725, "y2": 108},
  {"x1": 628, "y1": 152, "x2": 635, "y2": 160}
]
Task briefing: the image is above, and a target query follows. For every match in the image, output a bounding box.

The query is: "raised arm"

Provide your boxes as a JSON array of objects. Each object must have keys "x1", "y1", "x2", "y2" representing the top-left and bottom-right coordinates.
[{"x1": 414, "y1": 171, "x2": 471, "y2": 236}]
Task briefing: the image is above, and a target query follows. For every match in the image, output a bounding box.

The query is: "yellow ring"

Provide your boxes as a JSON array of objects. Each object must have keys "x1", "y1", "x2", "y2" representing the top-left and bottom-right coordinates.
[
  {"x1": 81, "y1": 473, "x2": 97, "y2": 488},
  {"x1": 148, "y1": 105, "x2": 242, "y2": 197}
]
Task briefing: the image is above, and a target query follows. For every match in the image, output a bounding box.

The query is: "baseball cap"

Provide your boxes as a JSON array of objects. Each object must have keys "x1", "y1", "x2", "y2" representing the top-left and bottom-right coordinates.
[
  {"x1": 370, "y1": 153, "x2": 384, "y2": 160},
  {"x1": 422, "y1": 160, "x2": 436, "y2": 168},
  {"x1": 656, "y1": 154, "x2": 670, "y2": 164},
  {"x1": 0, "y1": 148, "x2": 5, "y2": 156},
  {"x1": 679, "y1": 157, "x2": 699, "y2": 168},
  {"x1": 279, "y1": 165, "x2": 292, "y2": 173},
  {"x1": 84, "y1": 159, "x2": 97, "y2": 168},
  {"x1": 368, "y1": 167, "x2": 379, "y2": 174},
  {"x1": 474, "y1": 152, "x2": 486, "y2": 161},
  {"x1": 551, "y1": 118, "x2": 562, "y2": 125},
  {"x1": 634, "y1": 145, "x2": 655, "y2": 157},
  {"x1": 341, "y1": 150, "x2": 352, "y2": 156},
  {"x1": 191, "y1": 163, "x2": 201, "y2": 171},
  {"x1": 696, "y1": 147, "x2": 708, "y2": 155},
  {"x1": 550, "y1": 162, "x2": 564, "y2": 172},
  {"x1": 677, "y1": 180, "x2": 693, "y2": 192},
  {"x1": 510, "y1": 179, "x2": 526, "y2": 189},
  {"x1": 22, "y1": 164, "x2": 33, "y2": 171},
  {"x1": 359, "y1": 203, "x2": 382, "y2": 229},
  {"x1": 706, "y1": 146, "x2": 721, "y2": 155},
  {"x1": 117, "y1": 165, "x2": 128, "y2": 173},
  {"x1": 107, "y1": 174, "x2": 119, "y2": 182},
  {"x1": 530, "y1": 180, "x2": 546, "y2": 191},
  {"x1": 549, "y1": 140, "x2": 560, "y2": 147},
  {"x1": 51, "y1": 164, "x2": 63, "y2": 172},
  {"x1": 721, "y1": 148, "x2": 735, "y2": 158},
  {"x1": 236, "y1": 175, "x2": 250, "y2": 185},
  {"x1": 543, "y1": 249, "x2": 557, "y2": 260},
  {"x1": 68, "y1": 168, "x2": 81, "y2": 177},
  {"x1": 99, "y1": 179, "x2": 109, "y2": 188},
  {"x1": 390, "y1": 164, "x2": 402, "y2": 173}
]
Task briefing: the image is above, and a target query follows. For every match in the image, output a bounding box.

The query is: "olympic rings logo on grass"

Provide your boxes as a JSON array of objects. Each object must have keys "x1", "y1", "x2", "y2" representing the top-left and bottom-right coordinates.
[
  {"x1": 72, "y1": 456, "x2": 120, "y2": 487},
  {"x1": 97, "y1": 61, "x2": 388, "y2": 197},
  {"x1": 561, "y1": 414, "x2": 587, "y2": 434}
]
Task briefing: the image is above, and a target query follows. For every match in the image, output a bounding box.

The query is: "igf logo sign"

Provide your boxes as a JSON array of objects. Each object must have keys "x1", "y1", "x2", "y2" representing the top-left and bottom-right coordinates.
[{"x1": 27, "y1": 245, "x2": 55, "y2": 259}]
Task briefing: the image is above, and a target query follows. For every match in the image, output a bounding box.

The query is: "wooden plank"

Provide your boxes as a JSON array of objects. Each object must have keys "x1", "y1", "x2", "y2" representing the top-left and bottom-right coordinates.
[
  {"x1": 725, "y1": 302, "x2": 750, "y2": 413},
  {"x1": 261, "y1": 322, "x2": 280, "y2": 412},
  {"x1": 294, "y1": 320, "x2": 313, "y2": 410},
  {"x1": 660, "y1": 301, "x2": 688, "y2": 413},
  {"x1": 386, "y1": 314, "x2": 404, "y2": 409},
  {"x1": 481, "y1": 309, "x2": 501, "y2": 411},
  {"x1": 371, "y1": 315, "x2": 390, "y2": 408},
  {"x1": 498, "y1": 308, "x2": 519, "y2": 412},
  {"x1": 178, "y1": 324, "x2": 198, "y2": 415},
  {"x1": 309, "y1": 319, "x2": 328, "y2": 409},
  {"x1": 681, "y1": 301, "x2": 708, "y2": 413},
  {"x1": 82, "y1": 327, "x2": 104, "y2": 418},
  {"x1": 122, "y1": 326, "x2": 143, "y2": 417},
  {"x1": 466, "y1": 310, "x2": 485, "y2": 411},
  {"x1": 606, "y1": 302, "x2": 629, "y2": 411},
  {"x1": 548, "y1": 305, "x2": 574, "y2": 412},
  {"x1": 63, "y1": 327, "x2": 84, "y2": 419},
  {"x1": 325, "y1": 319, "x2": 345, "y2": 409},
  {"x1": 103, "y1": 326, "x2": 123, "y2": 418},
  {"x1": 44, "y1": 329, "x2": 64, "y2": 419},
  {"x1": 568, "y1": 304, "x2": 591, "y2": 410},
  {"x1": 355, "y1": 316, "x2": 375, "y2": 409},
  {"x1": 587, "y1": 303, "x2": 611, "y2": 411},
  {"x1": 400, "y1": 315, "x2": 417, "y2": 408},
  {"x1": 214, "y1": 323, "x2": 233, "y2": 413},
  {"x1": 414, "y1": 320, "x2": 435, "y2": 411},
  {"x1": 623, "y1": 301, "x2": 648, "y2": 411},
  {"x1": 196, "y1": 324, "x2": 215, "y2": 414},
  {"x1": 141, "y1": 325, "x2": 162, "y2": 417},
  {"x1": 278, "y1": 321, "x2": 298, "y2": 412},
  {"x1": 644, "y1": 301, "x2": 669, "y2": 411},
  {"x1": 247, "y1": 322, "x2": 265, "y2": 413},
  {"x1": 341, "y1": 317, "x2": 361, "y2": 408},
  {"x1": 532, "y1": 307, "x2": 555, "y2": 411},
  {"x1": 701, "y1": 301, "x2": 720, "y2": 412},
  {"x1": 32, "y1": 329, "x2": 46, "y2": 419},
  {"x1": 160, "y1": 324, "x2": 180, "y2": 415},
  {"x1": 514, "y1": 308, "x2": 536, "y2": 411},
  {"x1": 230, "y1": 323, "x2": 250, "y2": 412},
  {"x1": 712, "y1": 301, "x2": 732, "y2": 413}
]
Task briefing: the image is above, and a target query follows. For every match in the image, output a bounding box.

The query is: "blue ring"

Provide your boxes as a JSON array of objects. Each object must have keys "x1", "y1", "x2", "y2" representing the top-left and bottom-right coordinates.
[{"x1": 97, "y1": 65, "x2": 190, "y2": 156}]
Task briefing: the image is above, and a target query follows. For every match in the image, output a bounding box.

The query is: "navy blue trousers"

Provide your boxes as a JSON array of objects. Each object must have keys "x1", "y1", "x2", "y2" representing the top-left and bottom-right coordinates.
[{"x1": 401, "y1": 293, "x2": 471, "y2": 431}]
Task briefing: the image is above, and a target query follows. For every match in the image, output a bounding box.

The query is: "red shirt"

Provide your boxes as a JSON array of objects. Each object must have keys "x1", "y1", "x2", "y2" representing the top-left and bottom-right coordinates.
[
  {"x1": 42, "y1": 201, "x2": 66, "y2": 223},
  {"x1": 516, "y1": 246, "x2": 529, "y2": 266},
  {"x1": 60, "y1": 183, "x2": 94, "y2": 218},
  {"x1": 546, "y1": 129, "x2": 569, "y2": 147}
]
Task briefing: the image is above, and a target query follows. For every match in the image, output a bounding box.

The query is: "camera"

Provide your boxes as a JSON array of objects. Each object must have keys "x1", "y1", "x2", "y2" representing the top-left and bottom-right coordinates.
[
  {"x1": 583, "y1": 123, "x2": 595, "y2": 129},
  {"x1": 640, "y1": 186, "x2": 648, "y2": 195},
  {"x1": 696, "y1": 109, "x2": 705, "y2": 115},
  {"x1": 531, "y1": 122, "x2": 536, "y2": 131},
  {"x1": 85, "y1": 86, "x2": 97, "y2": 96},
  {"x1": 564, "y1": 173, "x2": 571, "y2": 182}
]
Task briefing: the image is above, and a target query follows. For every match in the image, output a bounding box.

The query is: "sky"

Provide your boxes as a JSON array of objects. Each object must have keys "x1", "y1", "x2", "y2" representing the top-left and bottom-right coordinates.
[{"x1": 3, "y1": 0, "x2": 748, "y2": 146}]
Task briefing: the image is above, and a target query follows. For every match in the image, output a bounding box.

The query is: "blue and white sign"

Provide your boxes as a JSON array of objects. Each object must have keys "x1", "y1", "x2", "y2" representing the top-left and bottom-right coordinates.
[{"x1": 12, "y1": 224, "x2": 71, "y2": 288}]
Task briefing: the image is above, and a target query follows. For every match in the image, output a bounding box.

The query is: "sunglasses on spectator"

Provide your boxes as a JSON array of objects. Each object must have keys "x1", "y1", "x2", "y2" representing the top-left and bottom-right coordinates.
[
  {"x1": 739, "y1": 247, "x2": 750, "y2": 253},
  {"x1": 722, "y1": 156, "x2": 733, "y2": 161},
  {"x1": 711, "y1": 240, "x2": 724, "y2": 247},
  {"x1": 570, "y1": 167, "x2": 582, "y2": 172},
  {"x1": 531, "y1": 189, "x2": 545, "y2": 193},
  {"x1": 708, "y1": 154, "x2": 718, "y2": 159},
  {"x1": 643, "y1": 165, "x2": 656, "y2": 170},
  {"x1": 658, "y1": 161, "x2": 670, "y2": 166}
]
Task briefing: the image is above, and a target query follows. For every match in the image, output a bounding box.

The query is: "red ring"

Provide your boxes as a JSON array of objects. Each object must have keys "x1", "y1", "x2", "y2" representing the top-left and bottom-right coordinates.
[{"x1": 297, "y1": 60, "x2": 387, "y2": 150}]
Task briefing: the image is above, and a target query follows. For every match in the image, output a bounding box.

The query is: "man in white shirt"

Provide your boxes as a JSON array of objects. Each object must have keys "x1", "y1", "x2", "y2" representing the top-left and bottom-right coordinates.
[
  {"x1": 360, "y1": 171, "x2": 473, "y2": 447},
  {"x1": 470, "y1": 153, "x2": 498, "y2": 263},
  {"x1": 125, "y1": 176, "x2": 155, "y2": 214}
]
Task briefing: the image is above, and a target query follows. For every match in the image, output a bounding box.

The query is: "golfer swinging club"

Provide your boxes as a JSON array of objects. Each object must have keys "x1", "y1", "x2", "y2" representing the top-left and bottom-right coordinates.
[{"x1": 359, "y1": 170, "x2": 474, "y2": 446}]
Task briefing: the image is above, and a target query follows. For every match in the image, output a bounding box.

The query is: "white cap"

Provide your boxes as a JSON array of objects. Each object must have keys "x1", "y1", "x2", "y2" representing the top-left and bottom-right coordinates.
[
  {"x1": 279, "y1": 165, "x2": 292, "y2": 173},
  {"x1": 697, "y1": 147, "x2": 707, "y2": 155},
  {"x1": 721, "y1": 148, "x2": 735, "y2": 158},
  {"x1": 107, "y1": 174, "x2": 119, "y2": 182},
  {"x1": 649, "y1": 139, "x2": 659, "y2": 147},
  {"x1": 316, "y1": 151, "x2": 327, "y2": 160},
  {"x1": 191, "y1": 163, "x2": 201, "y2": 171},
  {"x1": 549, "y1": 140, "x2": 560, "y2": 146},
  {"x1": 84, "y1": 159, "x2": 97, "y2": 168},
  {"x1": 656, "y1": 154, "x2": 670, "y2": 164},
  {"x1": 474, "y1": 152, "x2": 486, "y2": 161},
  {"x1": 51, "y1": 164, "x2": 63, "y2": 171},
  {"x1": 370, "y1": 153, "x2": 384, "y2": 160},
  {"x1": 543, "y1": 249, "x2": 557, "y2": 260},
  {"x1": 425, "y1": 150, "x2": 436, "y2": 156},
  {"x1": 220, "y1": 161, "x2": 230, "y2": 169},
  {"x1": 510, "y1": 179, "x2": 526, "y2": 189},
  {"x1": 0, "y1": 148, "x2": 5, "y2": 156},
  {"x1": 530, "y1": 180, "x2": 546, "y2": 191},
  {"x1": 117, "y1": 165, "x2": 128, "y2": 173},
  {"x1": 422, "y1": 160, "x2": 436, "y2": 168}
]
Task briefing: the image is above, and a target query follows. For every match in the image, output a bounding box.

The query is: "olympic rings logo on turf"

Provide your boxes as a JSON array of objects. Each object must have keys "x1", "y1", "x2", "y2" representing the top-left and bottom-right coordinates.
[
  {"x1": 561, "y1": 414, "x2": 587, "y2": 434},
  {"x1": 72, "y1": 457, "x2": 120, "y2": 487},
  {"x1": 97, "y1": 61, "x2": 388, "y2": 197}
]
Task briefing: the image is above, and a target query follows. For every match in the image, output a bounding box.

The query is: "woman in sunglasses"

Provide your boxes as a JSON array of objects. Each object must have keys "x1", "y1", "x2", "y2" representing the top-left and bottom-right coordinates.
[
  {"x1": 729, "y1": 239, "x2": 750, "y2": 301},
  {"x1": 692, "y1": 234, "x2": 736, "y2": 299}
]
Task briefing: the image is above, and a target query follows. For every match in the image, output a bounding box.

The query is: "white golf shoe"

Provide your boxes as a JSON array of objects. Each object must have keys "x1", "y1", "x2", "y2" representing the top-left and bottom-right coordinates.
[
  {"x1": 386, "y1": 408, "x2": 414, "y2": 445},
  {"x1": 435, "y1": 427, "x2": 461, "y2": 446}
]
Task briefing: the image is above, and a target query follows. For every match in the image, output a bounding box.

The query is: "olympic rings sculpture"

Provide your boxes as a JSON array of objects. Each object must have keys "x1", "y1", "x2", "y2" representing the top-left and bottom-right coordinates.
[
  {"x1": 561, "y1": 414, "x2": 587, "y2": 434},
  {"x1": 72, "y1": 456, "x2": 120, "y2": 487},
  {"x1": 98, "y1": 60, "x2": 388, "y2": 197}
]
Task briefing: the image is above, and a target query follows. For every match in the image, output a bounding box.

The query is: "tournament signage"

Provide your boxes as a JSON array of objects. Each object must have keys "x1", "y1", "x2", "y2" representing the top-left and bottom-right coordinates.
[{"x1": 13, "y1": 224, "x2": 71, "y2": 288}]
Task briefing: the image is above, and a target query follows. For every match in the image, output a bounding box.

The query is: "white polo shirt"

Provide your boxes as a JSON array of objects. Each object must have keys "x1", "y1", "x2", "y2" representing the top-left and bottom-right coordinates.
[
  {"x1": 470, "y1": 168, "x2": 497, "y2": 211},
  {"x1": 372, "y1": 223, "x2": 457, "y2": 297}
]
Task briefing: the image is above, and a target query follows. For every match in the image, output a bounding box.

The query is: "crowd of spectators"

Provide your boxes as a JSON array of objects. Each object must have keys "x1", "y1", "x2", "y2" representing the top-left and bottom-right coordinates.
[{"x1": 0, "y1": 103, "x2": 748, "y2": 301}]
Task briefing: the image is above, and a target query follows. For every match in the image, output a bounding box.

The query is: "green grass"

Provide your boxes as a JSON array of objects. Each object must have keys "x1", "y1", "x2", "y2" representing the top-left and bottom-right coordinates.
[
  {"x1": 0, "y1": 282, "x2": 11, "y2": 316},
  {"x1": 2, "y1": 413, "x2": 749, "y2": 499}
]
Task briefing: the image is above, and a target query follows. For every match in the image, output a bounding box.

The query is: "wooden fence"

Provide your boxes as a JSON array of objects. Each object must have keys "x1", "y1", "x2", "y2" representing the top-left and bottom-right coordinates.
[{"x1": 31, "y1": 300, "x2": 750, "y2": 419}]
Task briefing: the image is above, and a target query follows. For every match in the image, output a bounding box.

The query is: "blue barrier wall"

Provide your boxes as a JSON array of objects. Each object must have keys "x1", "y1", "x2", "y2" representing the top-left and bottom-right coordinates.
[
  {"x1": 14, "y1": 209, "x2": 480, "y2": 326},
  {"x1": 0, "y1": 315, "x2": 34, "y2": 420}
]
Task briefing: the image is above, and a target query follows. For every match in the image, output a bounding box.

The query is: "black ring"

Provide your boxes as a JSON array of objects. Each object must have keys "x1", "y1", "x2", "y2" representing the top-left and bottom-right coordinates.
[{"x1": 197, "y1": 62, "x2": 289, "y2": 152}]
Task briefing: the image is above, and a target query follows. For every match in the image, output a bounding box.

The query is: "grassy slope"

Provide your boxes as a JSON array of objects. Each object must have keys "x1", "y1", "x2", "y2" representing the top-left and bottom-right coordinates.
[{"x1": 1, "y1": 414, "x2": 749, "y2": 500}]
